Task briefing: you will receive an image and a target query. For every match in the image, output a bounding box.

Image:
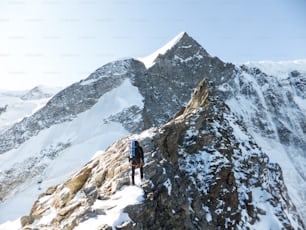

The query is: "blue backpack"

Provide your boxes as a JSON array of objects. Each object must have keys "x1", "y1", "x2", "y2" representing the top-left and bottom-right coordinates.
[{"x1": 130, "y1": 140, "x2": 136, "y2": 158}]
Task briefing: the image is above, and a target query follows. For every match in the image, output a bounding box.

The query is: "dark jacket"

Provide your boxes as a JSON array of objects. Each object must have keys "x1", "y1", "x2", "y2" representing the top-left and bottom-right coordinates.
[{"x1": 130, "y1": 145, "x2": 144, "y2": 166}]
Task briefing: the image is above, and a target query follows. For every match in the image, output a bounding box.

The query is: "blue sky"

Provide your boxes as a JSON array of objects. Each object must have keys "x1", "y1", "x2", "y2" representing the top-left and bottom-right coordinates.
[{"x1": 0, "y1": 0, "x2": 305, "y2": 90}]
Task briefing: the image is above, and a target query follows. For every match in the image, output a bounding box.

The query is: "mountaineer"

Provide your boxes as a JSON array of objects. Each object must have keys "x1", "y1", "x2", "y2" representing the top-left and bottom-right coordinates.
[{"x1": 129, "y1": 140, "x2": 144, "y2": 185}]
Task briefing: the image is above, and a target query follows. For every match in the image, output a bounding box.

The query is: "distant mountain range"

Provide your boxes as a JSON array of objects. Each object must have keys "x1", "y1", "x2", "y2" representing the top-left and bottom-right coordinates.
[
  {"x1": 0, "y1": 32, "x2": 305, "y2": 229},
  {"x1": 0, "y1": 86, "x2": 61, "y2": 131}
]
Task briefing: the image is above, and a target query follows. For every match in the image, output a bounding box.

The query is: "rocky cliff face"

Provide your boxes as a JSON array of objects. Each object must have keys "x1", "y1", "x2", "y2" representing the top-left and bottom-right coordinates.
[
  {"x1": 137, "y1": 33, "x2": 236, "y2": 128},
  {"x1": 22, "y1": 80, "x2": 304, "y2": 229},
  {"x1": 223, "y1": 65, "x2": 306, "y2": 222}
]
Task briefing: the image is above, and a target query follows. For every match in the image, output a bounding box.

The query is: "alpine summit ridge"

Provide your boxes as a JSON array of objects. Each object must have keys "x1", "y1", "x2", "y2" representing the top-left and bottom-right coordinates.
[{"x1": 0, "y1": 32, "x2": 305, "y2": 229}]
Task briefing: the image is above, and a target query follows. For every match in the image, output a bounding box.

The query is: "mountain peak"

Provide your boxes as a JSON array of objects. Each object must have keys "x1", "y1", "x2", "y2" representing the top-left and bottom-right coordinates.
[
  {"x1": 138, "y1": 32, "x2": 185, "y2": 68},
  {"x1": 139, "y1": 32, "x2": 209, "y2": 69}
]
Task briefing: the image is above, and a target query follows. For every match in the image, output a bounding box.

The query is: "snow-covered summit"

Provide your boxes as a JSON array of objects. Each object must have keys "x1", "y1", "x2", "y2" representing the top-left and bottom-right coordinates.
[
  {"x1": 138, "y1": 32, "x2": 185, "y2": 68},
  {"x1": 138, "y1": 32, "x2": 211, "y2": 69}
]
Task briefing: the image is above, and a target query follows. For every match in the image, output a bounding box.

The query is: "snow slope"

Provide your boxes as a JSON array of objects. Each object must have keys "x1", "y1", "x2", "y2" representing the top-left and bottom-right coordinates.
[
  {"x1": 0, "y1": 79, "x2": 144, "y2": 223},
  {"x1": 75, "y1": 185, "x2": 144, "y2": 230},
  {"x1": 138, "y1": 32, "x2": 185, "y2": 68}
]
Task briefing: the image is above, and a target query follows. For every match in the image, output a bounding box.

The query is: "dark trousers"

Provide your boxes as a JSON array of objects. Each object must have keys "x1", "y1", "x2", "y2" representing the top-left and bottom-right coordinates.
[{"x1": 131, "y1": 165, "x2": 143, "y2": 185}]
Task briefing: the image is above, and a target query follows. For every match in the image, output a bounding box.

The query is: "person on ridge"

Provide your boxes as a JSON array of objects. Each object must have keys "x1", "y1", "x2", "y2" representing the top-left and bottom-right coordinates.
[{"x1": 129, "y1": 140, "x2": 144, "y2": 185}]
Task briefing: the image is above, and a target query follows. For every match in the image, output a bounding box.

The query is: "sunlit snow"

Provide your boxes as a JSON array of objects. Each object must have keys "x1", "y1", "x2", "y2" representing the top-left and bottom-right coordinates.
[
  {"x1": 75, "y1": 185, "x2": 144, "y2": 230},
  {"x1": 138, "y1": 32, "x2": 185, "y2": 69}
]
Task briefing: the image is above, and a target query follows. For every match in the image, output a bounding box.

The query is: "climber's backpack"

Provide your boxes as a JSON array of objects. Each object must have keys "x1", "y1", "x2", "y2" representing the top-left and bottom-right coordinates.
[{"x1": 130, "y1": 140, "x2": 136, "y2": 158}]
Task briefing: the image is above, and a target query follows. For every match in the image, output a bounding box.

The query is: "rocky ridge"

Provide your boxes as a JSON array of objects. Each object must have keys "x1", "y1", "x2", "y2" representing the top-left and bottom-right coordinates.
[{"x1": 22, "y1": 80, "x2": 304, "y2": 229}]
